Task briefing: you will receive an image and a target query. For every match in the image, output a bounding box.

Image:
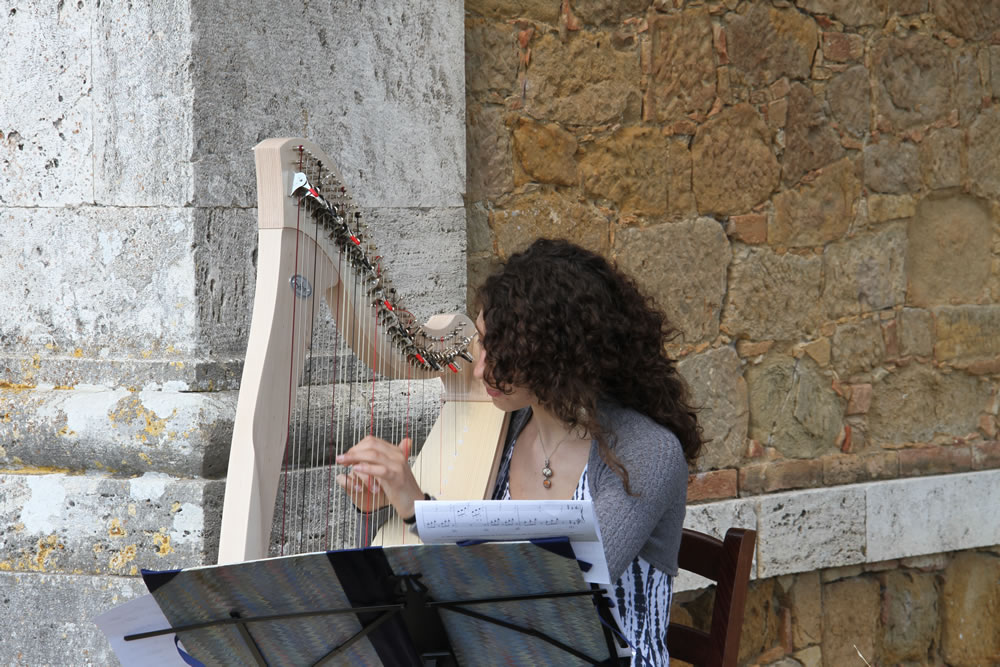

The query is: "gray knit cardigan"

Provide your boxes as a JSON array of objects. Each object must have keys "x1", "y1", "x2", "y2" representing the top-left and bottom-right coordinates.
[{"x1": 502, "y1": 402, "x2": 688, "y2": 581}]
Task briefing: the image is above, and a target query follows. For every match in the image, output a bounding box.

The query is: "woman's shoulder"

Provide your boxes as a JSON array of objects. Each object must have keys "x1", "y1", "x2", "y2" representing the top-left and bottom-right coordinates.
[
  {"x1": 591, "y1": 400, "x2": 687, "y2": 499},
  {"x1": 597, "y1": 400, "x2": 682, "y2": 456}
]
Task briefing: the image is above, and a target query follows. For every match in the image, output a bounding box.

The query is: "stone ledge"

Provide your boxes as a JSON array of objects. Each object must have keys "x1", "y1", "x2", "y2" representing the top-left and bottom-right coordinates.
[{"x1": 677, "y1": 469, "x2": 1000, "y2": 591}]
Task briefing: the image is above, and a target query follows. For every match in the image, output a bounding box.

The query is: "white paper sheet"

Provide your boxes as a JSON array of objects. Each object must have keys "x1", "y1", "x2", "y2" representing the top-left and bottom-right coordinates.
[
  {"x1": 94, "y1": 593, "x2": 190, "y2": 666},
  {"x1": 413, "y1": 499, "x2": 610, "y2": 584}
]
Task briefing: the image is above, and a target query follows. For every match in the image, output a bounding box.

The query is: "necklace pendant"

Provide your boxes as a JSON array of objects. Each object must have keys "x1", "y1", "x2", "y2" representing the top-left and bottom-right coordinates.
[
  {"x1": 542, "y1": 478, "x2": 552, "y2": 489},
  {"x1": 542, "y1": 466, "x2": 553, "y2": 478}
]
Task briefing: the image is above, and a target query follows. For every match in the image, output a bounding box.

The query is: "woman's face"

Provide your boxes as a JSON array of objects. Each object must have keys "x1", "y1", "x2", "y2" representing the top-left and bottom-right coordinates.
[{"x1": 473, "y1": 311, "x2": 535, "y2": 412}]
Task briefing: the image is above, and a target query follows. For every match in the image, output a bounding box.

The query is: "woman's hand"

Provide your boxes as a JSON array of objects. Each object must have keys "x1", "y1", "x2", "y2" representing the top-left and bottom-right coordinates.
[{"x1": 335, "y1": 436, "x2": 424, "y2": 520}]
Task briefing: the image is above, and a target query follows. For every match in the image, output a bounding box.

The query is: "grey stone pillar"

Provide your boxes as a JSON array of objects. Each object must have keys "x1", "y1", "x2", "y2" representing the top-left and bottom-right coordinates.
[{"x1": 0, "y1": 1, "x2": 464, "y2": 662}]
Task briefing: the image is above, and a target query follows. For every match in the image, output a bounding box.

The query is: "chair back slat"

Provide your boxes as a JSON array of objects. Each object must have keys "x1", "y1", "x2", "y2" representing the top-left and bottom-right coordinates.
[{"x1": 667, "y1": 527, "x2": 757, "y2": 667}]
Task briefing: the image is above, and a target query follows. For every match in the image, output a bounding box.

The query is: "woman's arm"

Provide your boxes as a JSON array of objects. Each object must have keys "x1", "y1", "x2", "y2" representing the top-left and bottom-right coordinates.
[{"x1": 591, "y1": 410, "x2": 688, "y2": 581}]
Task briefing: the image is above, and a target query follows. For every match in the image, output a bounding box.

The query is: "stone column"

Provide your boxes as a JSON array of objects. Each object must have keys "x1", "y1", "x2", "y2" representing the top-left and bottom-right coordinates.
[{"x1": 0, "y1": 1, "x2": 464, "y2": 662}]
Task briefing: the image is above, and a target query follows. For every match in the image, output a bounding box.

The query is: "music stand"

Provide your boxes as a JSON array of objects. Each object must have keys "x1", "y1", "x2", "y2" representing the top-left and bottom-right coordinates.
[{"x1": 124, "y1": 540, "x2": 625, "y2": 666}]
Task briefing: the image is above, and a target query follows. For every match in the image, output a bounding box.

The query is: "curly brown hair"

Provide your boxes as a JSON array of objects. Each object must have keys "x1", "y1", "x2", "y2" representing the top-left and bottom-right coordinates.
[{"x1": 477, "y1": 239, "x2": 702, "y2": 493}]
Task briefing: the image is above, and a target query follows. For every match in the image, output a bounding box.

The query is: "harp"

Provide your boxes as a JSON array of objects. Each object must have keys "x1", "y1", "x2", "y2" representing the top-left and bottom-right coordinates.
[{"x1": 218, "y1": 138, "x2": 508, "y2": 564}]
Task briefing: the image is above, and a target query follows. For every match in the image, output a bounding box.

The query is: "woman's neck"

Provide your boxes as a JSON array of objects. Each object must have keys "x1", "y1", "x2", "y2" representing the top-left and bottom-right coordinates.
[{"x1": 529, "y1": 404, "x2": 584, "y2": 445}]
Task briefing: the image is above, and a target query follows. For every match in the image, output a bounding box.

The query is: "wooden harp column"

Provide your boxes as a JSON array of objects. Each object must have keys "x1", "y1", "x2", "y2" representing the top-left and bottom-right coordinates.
[{"x1": 218, "y1": 138, "x2": 508, "y2": 565}]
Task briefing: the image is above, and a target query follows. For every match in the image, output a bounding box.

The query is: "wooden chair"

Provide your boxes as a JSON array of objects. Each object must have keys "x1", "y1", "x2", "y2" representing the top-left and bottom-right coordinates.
[{"x1": 666, "y1": 527, "x2": 757, "y2": 667}]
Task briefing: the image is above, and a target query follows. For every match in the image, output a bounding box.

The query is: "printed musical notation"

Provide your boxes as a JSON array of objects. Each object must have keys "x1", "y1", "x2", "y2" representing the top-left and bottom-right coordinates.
[{"x1": 413, "y1": 499, "x2": 610, "y2": 584}]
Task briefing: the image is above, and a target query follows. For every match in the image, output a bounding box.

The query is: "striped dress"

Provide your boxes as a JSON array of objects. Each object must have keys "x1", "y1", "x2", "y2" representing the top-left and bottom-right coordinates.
[{"x1": 492, "y1": 429, "x2": 674, "y2": 666}]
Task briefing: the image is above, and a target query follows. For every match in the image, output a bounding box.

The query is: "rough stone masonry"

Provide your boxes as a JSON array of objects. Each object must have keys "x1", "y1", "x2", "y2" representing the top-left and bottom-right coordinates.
[{"x1": 465, "y1": 1, "x2": 1000, "y2": 665}]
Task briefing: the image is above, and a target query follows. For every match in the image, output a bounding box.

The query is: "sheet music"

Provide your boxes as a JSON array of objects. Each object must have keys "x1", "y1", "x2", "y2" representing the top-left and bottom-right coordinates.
[
  {"x1": 414, "y1": 499, "x2": 610, "y2": 584},
  {"x1": 94, "y1": 594, "x2": 190, "y2": 666}
]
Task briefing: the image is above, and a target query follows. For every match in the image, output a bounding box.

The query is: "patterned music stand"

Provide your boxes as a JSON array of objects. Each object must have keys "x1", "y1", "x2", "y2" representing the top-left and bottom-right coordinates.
[{"x1": 127, "y1": 541, "x2": 623, "y2": 666}]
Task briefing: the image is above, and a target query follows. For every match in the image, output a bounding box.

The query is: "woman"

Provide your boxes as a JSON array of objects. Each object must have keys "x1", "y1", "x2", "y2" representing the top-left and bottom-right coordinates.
[{"x1": 337, "y1": 238, "x2": 701, "y2": 665}]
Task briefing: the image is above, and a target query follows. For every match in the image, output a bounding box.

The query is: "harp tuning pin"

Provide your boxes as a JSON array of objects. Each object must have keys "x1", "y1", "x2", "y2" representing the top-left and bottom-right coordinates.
[{"x1": 458, "y1": 349, "x2": 475, "y2": 364}]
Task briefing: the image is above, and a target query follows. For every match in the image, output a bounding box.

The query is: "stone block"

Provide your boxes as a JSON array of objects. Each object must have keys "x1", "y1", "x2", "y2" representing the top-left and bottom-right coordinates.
[
  {"x1": 787, "y1": 571, "x2": 822, "y2": 649},
  {"x1": 898, "y1": 445, "x2": 973, "y2": 477},
  {"x1": 782, "y1": 83, "x2": 844, "y2": 187},
  {"x1": 868, "y1": 364, "x2": 985, "y2": 444},
  {"x1": 739, "y1": 459, "x2": 825, "y2": 495},
  {"x1": 771, "y1": 157, "x2": 860, "y2": 247},
  {"x1": 677, "y1": 346, "x2": 748, "y2": 470},
  {"x1": 467, "y1": 104, "x2": 513, "y2": 201},
  {"x1": 0, "y1": 207, "x2": 199, "y2": 357},
  {"x1": 189, "y1": 1, "x2": 465, "y2": 209},
  {"x1": 687, "y1": 469, "x2": 739, "y2": 503},
  {"x1": 968, "y1": 106, "x2": 1000, "y2": 199},
  {"x1": 821, "y1": 32, "x2": 864, "y2": 62},
  {"x1": 826, "y1": 66, "x2": 870, "y2": 138},
  {"x1": 898, "y1": 307, "x2": 935, "y2": 357},
  {"x1": 691, "y1": 103, "x2": 780, "y2": 215},
  {"x1": 845, "y1": 383, "x2": 873, "y2": 414},
  {"x1": 490, "y1": 191, "x2": 611, "y2": 260},
  {"x1": 941, "y1": 552, "x2": 1000, "y2": 665},
  {"x1": 831, "y1": 319, "x2": 886, "y2": 378},
  {"x1": 863, "y1": 139, "x2": 920, "y2": 194},
  {"x1": 934, "y1": 305, "x2": 1000, "y2": 368},
  {"x1": 746, "y1": 354, "x2": 844, "y2": 460},
  {"x1": 0, "y1": 571, "x2": 147, "y2": 666},
  {"x1": 906, "y1": 194, "x2": 993, "y2": 307},
  {"x1": 866, "y1": 193, "x2": 917, "y2": 223},
  {"x1": 866, "y1": 470, "x2": 1000, "y2": 562},
  {"x1": 727, "y1": 4, "x2": 818, "y2": 88},
  {"x1": 678, "y1": 497, "x2": 758, "y2": 592},
  {"x1": 644, "y1": 7, "x2": 716, "y2": 123},
  {"x1": 798, "y1": 337, "x2": 831, "y2": 366},
  {"x1": 872, "y1": 34, "x2": 954, "y2": 131},
  {"x1": 756, "y1": 486, "x2": 866, "y2": 577},
  {"x1": 972, "y1": 440, "x2": 1000, "y2": 470},
  {"x1": 615, "y1": 219, "x2": 731, "y2": 344},
  {"x1": 512, "y1": 118, "x2": 578, "y2": 187},
  {"x1": 93, "y1": 0, "x2": 194, "y2": 207},
  {"x1": 192, "y1": 207, "x2": 258, "y2": 359},
  {"x1": 0, "y1": 385, "x2": 235, "y2": 478},
  {"x1": 955, "y1": 46, "x2": 985, "y2": 127},
  {"x1": 727, "y1": 214, "x2": 768, "y2": 245},
  {"x1": 0, "y1": 1, "x2": 93, "y2": 206},
  {"x1": 466, "y1": 204, "x2": 492, "y2": 255},
  {"x1": 932, "y1": 0, "x2": 1000, "y2": 41},
  {"x1": 919, "y1": 128, "x2": 962, "y2": 190},
  {"x1": 0, "y1": 472, "x2": 223, "y2": 576},
  {"x1": 795, "y1": 0, "x2": 886, "y2": 26},
  {"x1": 821, "y1": 576, "x2": 880, "y2": 667},
  {"x1": 738, "y1": 579, "x2": 783, "y2": 665},
  {"x1": 822, "y1": 451, "x2": 898, "y2": 486},
  {"x1": 465, "y1": 19, "x2": 519, "y2": 94},
  {"x1": 579, "y1": 127, "x2": 667, "y2": 214},
  {"x1": 524, "y1": 31, "x2": 641, "y2": 125},
  {"x1": 723, "y1": 247, "x2": 823, "y2": 340}
]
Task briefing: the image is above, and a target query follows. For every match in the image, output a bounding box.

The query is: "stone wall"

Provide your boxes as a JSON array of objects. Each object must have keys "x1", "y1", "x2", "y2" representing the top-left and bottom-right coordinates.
[
  {"x1": 465, "y1": 0, "x2": 1000, "y2": 665},
  {"x1": 0, "y1": 1, "x2": 464, "y2": 663}
]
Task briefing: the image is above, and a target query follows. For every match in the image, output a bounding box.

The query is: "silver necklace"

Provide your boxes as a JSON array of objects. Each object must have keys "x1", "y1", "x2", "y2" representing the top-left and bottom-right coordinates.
[{"x1": 538, "y1": 422, "x2": 574, "y2": 490}]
